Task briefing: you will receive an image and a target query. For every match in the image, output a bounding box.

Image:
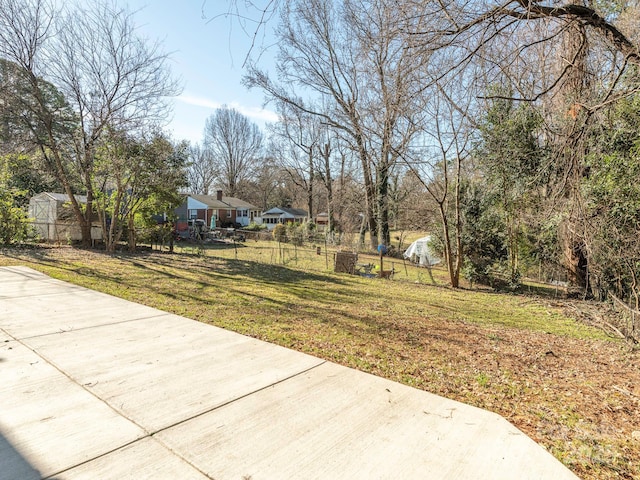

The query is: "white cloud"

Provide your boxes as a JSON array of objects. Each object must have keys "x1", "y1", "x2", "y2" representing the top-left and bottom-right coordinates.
[
  {"x1": 177, "y1": 94, "x2": 222, "y2": 110},
  {"x1": 177, "y1": 94, "x2": 278, "y2": 124},
  {"x1": 235, "y1": 104, "x2": 279, "y2": 123}
]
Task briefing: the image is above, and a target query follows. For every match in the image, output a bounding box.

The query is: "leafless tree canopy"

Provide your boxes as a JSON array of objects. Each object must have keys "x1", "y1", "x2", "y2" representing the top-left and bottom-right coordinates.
[
  {"x1": 268, "y1": 102, "x2": 325, "y2": 219},
  {"x1": 187, "y1": 143, "x2": 218, "y2": 195},
  {"x1": 56, "y1": 2, "x2": 178, "y2": 130},
  {"x1": 203, "y1": 106, "x2": 263, "y2": 197},
  {"x1": 0, "y1": 0, "x2": 181, "y2": 245},
  {"x1": 244, "y1": 0, "x2": 440, "y2": 247}
]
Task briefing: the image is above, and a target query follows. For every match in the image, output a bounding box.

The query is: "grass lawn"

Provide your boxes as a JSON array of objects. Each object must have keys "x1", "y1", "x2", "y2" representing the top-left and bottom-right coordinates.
[{"x1": 1, "y1": 244, "x2": 638, "y2": 479}]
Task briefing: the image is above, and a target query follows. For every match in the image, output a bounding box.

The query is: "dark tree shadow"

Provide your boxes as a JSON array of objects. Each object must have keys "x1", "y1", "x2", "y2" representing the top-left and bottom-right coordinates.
[{"x1": 0, "y1": 429, "x2": 44, "y2": 480}]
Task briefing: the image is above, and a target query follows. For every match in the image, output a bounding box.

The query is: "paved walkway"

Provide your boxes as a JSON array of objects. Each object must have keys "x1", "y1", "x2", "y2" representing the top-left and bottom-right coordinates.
[{"x1": 0, "y1": 266, "x2": 579, "y2": 479}]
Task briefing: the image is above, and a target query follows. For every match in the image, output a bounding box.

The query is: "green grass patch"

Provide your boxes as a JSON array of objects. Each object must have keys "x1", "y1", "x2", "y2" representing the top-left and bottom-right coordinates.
[
  {"x1": 1, "y1": 244, "x2": 634, "y2": 480},
  {"x1": 0, "y1": 245, "x2": 608, "y2": 343}
]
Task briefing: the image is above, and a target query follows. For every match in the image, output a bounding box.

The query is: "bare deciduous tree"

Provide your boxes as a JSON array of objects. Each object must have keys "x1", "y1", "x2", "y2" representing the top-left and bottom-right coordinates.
[
  {"x1": 0, "y1": 0, "x2": 180, "y2": 245},
  {"x1": 245, "y1": 0, "x2": 429, "y2": 248},
  {"x1": 55, "y1": 0, "x2": 180, "y2": 243},
  {"x1": 186, "y1": 143, "x2": 217, "y2": 195},
  {"x1": 401, "y1": 77, "x2": 477, "y2": 287},
  {"x1": 245, "y1": 155, "x2": 289, "y2": 211},
  {"x1": 269, "y1": 102, "x2": 323, "y2": 220},
  {"x1": 203, "y1": 106, "x2": 263, "y2": 197},
  {"x1": 0, "y1": 0, "x2": 85, "y2": 235}
]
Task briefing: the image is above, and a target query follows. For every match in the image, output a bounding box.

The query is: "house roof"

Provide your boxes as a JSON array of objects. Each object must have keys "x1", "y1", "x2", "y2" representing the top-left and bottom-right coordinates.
[
  {"x1": 221, "y1": 196, "x2": 258, "y2": 210},
  {"x1": 187, "y1": 194, "x2": 258, "y2": 210},
  {"x1": 188, "y1": 194, "x2": 228, "y2": 209},
  {"x1": 33, "y1": 192, "x2": 88, "y2": 203},
  {"x1": 280, "y1": 207, "x2": 308, "y2": 217},
  {"x1": 262, "y1": 207, "x2": 308, "y2": 218}
]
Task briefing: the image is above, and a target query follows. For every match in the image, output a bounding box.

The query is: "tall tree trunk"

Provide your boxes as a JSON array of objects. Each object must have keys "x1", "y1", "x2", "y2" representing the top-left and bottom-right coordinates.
[
  {"x1": 438, "y1": 202, "x2": 458, "y2": 288},
  {"x1": 559, "y1": 9, "x2": 590, "y2": 289},
  {"x1": 323, "y1": 143, "x2": 334, "y2": 233},
  {"x1": 354, "y1": 131, "x2": 377, "y2": 248},
  {"x1": 128, "y1": 212, "x2": 136, "y2": 252},
  {"x1": 334, "y1": 151, "x2": 346, "y2": 235},
  {"x1": 36, "y1": 107, "x2": 91, "y2": 246},
  {"x1": 453, "y1": 156, "x2": 463, "y2": 287},
  {"x1": 307, "y1": 148, "x2": 314, "y2": 221},
  {"x1": 376, "y1": 160, "x2": 390, "y2": 247},
  {"x1": 81, "y1": 163, "x2": 95, "y2": 247}
]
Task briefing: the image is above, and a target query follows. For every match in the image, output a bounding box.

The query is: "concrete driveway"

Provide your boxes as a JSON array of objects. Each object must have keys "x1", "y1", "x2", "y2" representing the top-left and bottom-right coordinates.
[{"x1": 0, "y1": 266, "x2": 579, "y2": 479}]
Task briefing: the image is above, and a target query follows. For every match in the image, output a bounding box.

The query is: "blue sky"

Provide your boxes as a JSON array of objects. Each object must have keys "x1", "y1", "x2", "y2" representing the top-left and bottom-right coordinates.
[{"x1": 126, "y1": 0, "x2": 278, "y2": 143}]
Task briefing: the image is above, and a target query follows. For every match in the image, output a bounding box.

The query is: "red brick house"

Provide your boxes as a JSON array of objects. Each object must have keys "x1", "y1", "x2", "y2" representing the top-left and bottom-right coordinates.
[{"x1": 175, "y1": 191, "x2": 260, "y2": 234}]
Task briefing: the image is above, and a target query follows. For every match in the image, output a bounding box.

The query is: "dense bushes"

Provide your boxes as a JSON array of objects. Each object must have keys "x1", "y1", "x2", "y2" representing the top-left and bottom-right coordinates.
[
  {"x1": 0, "y1": 158, "x2": 32, "y2": 245},
  {"x1": 271, "y1": 222, "x2": 319, "y2": 245}
]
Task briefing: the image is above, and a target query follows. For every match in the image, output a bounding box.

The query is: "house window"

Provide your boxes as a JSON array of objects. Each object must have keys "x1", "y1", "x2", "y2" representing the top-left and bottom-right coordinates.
[
  {"x1": 227, "y1": 209, "x2": 232, "y2": 217},
  {"x1": 188, "y1": 210, "x2": 197, "y2": 219}
]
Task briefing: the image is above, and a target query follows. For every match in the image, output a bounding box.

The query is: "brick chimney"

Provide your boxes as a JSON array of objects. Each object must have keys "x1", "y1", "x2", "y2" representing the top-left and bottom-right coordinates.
[{"x1": 216, "y1": 190, "x2": 223, "y2": 201}]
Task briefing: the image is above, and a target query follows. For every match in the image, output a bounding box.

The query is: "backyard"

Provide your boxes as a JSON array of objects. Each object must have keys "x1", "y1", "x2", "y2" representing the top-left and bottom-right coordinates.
[{"x1": 0, "y1": 244, "x2": 638, "y2": 480}]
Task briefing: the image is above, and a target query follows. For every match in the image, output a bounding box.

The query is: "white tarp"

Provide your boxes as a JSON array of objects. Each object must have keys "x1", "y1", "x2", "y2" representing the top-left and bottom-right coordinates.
[{"x1": 403, "y1": 236, "x2": 441, "y2": 266}]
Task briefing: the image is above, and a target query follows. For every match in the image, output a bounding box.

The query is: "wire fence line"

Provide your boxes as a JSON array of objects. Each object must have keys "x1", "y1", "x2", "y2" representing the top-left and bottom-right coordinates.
[{"x1": 173, "y1": 232, "x2": 431, "y2": 283}]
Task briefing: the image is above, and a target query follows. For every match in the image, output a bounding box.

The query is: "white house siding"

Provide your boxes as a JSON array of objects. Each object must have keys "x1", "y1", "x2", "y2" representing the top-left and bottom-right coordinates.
[{"x1": 236, "y1": 209, "x2": 250, "y2": 227}]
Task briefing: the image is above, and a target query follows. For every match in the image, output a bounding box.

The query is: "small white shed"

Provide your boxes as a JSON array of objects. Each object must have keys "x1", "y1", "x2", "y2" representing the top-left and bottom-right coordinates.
[{"x1": 28, "y1": 192, "x2": 102, "y2": 242}]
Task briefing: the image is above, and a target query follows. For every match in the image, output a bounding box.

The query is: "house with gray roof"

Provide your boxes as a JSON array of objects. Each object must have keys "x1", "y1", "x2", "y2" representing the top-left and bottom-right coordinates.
[{"x1": 258, "y1": 207, "x2": 309, "y2": 230}]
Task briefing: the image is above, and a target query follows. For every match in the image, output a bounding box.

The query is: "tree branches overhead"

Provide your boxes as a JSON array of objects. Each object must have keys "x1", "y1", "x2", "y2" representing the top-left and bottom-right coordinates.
[
  {"x1": 0, "y1": 0, "x2": 181, "y2": 247},
  {"x1": 503, "y1": 0, "x2": 639, "y2": 63},
  {"x1": 420, "y1": 0, "x2": 640, "y2": 105}
]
